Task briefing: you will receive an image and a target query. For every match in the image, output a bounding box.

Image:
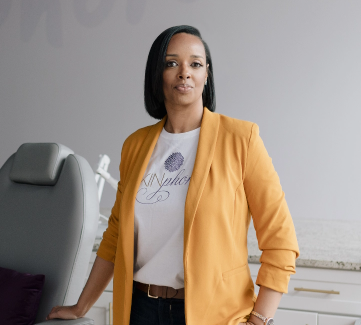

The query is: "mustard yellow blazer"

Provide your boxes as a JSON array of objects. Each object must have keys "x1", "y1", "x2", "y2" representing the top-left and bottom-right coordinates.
[{"x1": 97, "y1": 106, "x2": 300, "y2": 325}]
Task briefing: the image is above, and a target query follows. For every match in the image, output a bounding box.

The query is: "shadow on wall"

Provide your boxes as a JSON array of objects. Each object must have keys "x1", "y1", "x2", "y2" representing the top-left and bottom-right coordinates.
[{"x1": 0, "y1": 0, "x2": 198, "y2": 48}]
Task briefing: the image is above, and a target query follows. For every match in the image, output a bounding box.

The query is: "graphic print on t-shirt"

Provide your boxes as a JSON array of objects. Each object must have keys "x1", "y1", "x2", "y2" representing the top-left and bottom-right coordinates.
[
  {"x1": 136, "y1": 152, "x2": 192, "y2": 205},
  {"x1": 164, "y1": 152, "x2": 184, "y2": 172}
]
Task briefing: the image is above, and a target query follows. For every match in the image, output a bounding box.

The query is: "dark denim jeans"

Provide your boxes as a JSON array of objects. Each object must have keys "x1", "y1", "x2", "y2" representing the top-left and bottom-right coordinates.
[{"x1": 130, "y1": 281, "x2": 186, "y2": 325}]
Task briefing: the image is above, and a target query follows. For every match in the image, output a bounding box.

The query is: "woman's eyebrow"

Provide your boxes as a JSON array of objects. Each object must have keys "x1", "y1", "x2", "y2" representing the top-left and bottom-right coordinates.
[{"x1": 166, "y1": 54, "x2": 204, "y2": 59}]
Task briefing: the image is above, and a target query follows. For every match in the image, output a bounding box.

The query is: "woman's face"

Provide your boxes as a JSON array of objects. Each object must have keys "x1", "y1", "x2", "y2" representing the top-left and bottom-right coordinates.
[{"x1": 162, "y1": 33, "x2": 208, "y2": 109}]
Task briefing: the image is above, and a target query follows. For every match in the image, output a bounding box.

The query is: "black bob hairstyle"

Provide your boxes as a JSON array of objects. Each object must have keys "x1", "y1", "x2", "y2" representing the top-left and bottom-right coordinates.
[{"x1": 144, "y1": 25, "x2": 216, "y2": 120}]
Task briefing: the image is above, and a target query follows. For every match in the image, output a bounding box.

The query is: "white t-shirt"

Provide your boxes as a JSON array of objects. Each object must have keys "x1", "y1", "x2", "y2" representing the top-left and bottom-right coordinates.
[{"x1": 133, "y1": 125, "x2": 200, "y2": 289}]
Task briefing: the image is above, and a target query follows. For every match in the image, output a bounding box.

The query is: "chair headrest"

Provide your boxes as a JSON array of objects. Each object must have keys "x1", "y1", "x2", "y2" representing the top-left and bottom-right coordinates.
[{"x1": 9, "y1": 143, "x2": 74, "y2": 185}]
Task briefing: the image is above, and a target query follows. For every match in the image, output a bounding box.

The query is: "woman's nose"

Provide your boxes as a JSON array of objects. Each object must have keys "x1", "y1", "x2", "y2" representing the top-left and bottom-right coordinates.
[{"x1": 177, "y1": 65, "x2": 191, "y2": 80}]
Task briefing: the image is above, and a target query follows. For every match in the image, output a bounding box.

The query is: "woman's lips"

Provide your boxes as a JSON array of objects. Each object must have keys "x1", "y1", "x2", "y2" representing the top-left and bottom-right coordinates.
[{"x1": 174, "y1": 84, "x2": 193, "y2": 93}]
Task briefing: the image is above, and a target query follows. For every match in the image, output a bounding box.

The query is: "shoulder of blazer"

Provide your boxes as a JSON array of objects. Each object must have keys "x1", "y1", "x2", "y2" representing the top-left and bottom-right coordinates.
[
  {"x1": 218, "y1": 112, "x2": 255, "y2": 140},
  {"x1": 122, "y1": 124, "x2": 154, "y2": 153},
  {"x1": 119, "y1": 124, "x2": 156, "y2": 181}
]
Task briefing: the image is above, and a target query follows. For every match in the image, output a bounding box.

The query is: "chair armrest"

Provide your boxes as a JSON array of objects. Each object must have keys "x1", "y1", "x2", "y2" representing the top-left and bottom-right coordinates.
[{"x1": 35, "y1": 317, "x2": 94, "y2": 325}]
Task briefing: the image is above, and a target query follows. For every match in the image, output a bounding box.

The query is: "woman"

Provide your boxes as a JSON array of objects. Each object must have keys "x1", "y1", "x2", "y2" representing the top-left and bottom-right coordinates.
[{"x1": 46, "y1": 25, "x2": 299, "y2": 325}]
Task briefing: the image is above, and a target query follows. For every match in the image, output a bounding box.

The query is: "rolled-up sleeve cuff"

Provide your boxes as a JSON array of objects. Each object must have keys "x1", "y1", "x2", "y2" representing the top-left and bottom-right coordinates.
[
  {"x1": 255, "y1": 262, "x2": 293, "y2": 294},
  {"x1": 96, "y1": 239, "x2": 116, "y2": 264}
]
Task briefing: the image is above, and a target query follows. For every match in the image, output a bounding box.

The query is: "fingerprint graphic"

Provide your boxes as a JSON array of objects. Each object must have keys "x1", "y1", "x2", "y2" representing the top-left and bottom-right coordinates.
[{"x1": 164, "y1": 152, "x2": 184, "y2": 172}]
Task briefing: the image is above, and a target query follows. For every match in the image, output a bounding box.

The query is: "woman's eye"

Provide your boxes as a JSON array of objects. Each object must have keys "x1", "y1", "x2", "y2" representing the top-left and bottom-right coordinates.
[
  {"x1": 166, "y1": 61, "x2": 177, "y2": 67},
  {"x1": 165, "y1": 61, "x2": 203, "y2": 68},
  {"x1": 192, "y1": 62, "x2": 203, "y2": 68}
]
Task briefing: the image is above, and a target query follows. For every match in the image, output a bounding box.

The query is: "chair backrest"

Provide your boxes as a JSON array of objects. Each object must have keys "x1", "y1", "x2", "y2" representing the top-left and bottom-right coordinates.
[{"x1": 0, "y1": 143, "x2": 99, "y2": 323}]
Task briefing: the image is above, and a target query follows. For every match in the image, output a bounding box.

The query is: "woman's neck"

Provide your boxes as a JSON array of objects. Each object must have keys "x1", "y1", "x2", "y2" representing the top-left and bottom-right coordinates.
[{"x1": 163, "y1": 104, "x2": 204, "y2": 134}]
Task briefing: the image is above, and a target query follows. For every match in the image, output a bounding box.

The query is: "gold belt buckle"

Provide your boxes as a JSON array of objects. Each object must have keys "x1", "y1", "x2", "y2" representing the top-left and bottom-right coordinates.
[{"x1": 147, "y1": 284, "x2": 159, "y2": 298}]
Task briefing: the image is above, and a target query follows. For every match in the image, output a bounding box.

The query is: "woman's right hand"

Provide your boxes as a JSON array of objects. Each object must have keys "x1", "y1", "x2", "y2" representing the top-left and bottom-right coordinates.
[
  {"x1": 46, "y1": 304, "x2": 82, "y2": 320},
  {"x1": 45, "y1": 256, "x2": 114, "y2": 321}
]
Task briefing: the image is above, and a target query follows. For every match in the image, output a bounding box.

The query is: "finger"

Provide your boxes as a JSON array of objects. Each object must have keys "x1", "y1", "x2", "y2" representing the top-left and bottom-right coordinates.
[
  {"x1": 46, "y1": 306, "x2": 60, "y2": 320},
  {"x1": 47, "y1": 310, "x2": 60, "y2": 320}
]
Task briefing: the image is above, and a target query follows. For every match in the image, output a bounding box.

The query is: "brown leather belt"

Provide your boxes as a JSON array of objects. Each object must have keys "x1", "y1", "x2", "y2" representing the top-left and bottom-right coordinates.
[{"x1": 133, "y1": 280, "x2": 185, "y2": 299}]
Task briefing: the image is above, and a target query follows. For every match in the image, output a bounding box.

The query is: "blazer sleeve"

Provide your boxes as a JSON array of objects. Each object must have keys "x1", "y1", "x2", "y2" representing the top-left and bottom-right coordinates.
[
  {"x1": 96, "y1": 140, "x2": 127, "y2": 264},
  {"x1": 243, "y1": 123, "x2": 300, "y2": 294}
]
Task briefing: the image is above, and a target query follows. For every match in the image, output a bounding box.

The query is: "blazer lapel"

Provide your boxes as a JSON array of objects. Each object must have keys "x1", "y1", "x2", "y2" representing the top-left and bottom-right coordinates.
[
  {"x1": 183, "y1": 107, "x2": 219, "y2": 267},
  {"x1": 124, "y1": 117, "x2": 167, "y2": 204}
]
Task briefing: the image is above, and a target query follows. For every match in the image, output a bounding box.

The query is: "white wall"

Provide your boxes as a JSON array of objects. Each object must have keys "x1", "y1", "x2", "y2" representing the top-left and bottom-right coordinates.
[{"x1": 1, "y1": 0, "x2": 360, "y2": 220}]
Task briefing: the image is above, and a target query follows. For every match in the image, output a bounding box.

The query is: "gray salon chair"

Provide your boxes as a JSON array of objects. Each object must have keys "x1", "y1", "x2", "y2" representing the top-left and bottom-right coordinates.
[{"x1": 0, "y1": 143, "x2": 99, "y2": 324}]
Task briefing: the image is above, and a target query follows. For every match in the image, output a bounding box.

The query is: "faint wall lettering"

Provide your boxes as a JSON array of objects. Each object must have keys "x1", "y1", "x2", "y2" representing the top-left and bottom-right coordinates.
[
  {"x1": 20, "y1": 0, "x2": 62, "y2": 48},
  {"x1": 74, "y1": 0, "x2": 116, "y2": 28}
]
